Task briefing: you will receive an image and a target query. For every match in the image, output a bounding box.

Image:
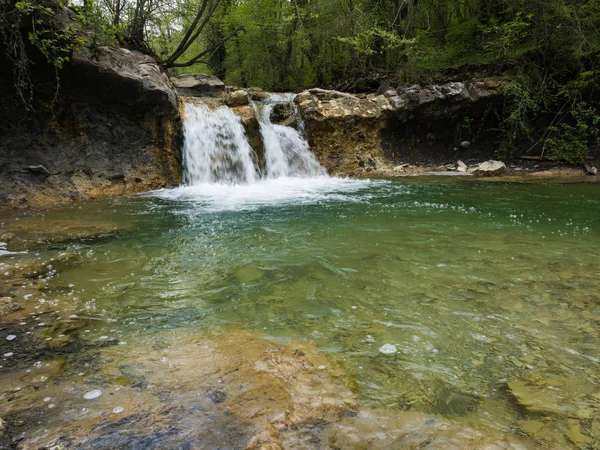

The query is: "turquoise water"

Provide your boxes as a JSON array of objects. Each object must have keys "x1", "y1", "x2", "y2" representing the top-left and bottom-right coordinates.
[{"x1": 1, "y1": 177, "x2": 600, "y2": 447}]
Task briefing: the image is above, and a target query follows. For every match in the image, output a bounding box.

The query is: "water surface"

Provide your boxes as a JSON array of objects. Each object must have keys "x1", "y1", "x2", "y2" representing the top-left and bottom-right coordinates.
[{"x1": 1, "y1": 177, "x2": 599, "y2": 447}]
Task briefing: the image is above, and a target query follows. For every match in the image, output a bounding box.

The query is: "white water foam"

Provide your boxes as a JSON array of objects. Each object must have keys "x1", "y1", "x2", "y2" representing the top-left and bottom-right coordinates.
[{"x1": 152, "y1": 176, "x2": 381, "y2": 212}]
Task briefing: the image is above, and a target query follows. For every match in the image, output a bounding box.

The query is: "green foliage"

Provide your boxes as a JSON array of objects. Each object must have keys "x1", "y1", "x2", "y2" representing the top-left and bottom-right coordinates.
[
  {"x1": 545, "y1": 103, "x2": 600, "y2": 164},
  {"x1": 482, "y1": 12, "x2": 532, "y2": 57}
]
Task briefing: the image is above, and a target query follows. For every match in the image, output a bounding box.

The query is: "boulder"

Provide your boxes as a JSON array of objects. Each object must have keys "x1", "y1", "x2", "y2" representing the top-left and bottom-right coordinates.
[
  {"x1": 226, "y1": 90, "x2": 249, "y2": 107},
  {"x1": 170, "y1": 73, "x2": 225, "y2": 98},
  {"x1": 71, "y1": 46, "x2": 178, "y2": 116},
  {"x1": 472, "y1": 160, "x2": 506, "y2": 177}
]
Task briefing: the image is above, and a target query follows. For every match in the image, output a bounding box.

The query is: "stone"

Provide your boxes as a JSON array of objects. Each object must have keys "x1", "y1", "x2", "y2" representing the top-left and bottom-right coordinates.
[
  {"x1": 226, "y1": 90, "x2": 249, "y2": 107},
  {"x1": 565, "y1": 419, "x2": 592, "y2": 446},
  {"x1": 72, "y1": 46, "x2": 178, "y2": 115},
  {"x1": 0, "y1": 417, "x2": 5, "y2": 437},
  {"x1": 518, "y1": 419, "x2": 545, "y2": 435},
  {"x1": 584, "y1": 162, "x2": 597, "y2": 176},
  {"x1": 460, "y1": 140, "x2": 471, "y2": 149},
  {"x1": 83, "y1": 389, "x2": 103, "y2": 400},
  {"x1": 457, "y1": 160, "x2": 468, "y2": 172},
  {"x1": 379, "y1": 344, "x2": 397, "y2": 354},
  {"x1": 170, "y1": 73, "x2": 225, "y2": 98},
  {"x1": 295, "y1": 79, "x2": 503, "y2": 176},
  {"x1": 0, "y1": 296, "x2": 21, "y2": 314},
  {"x1": 507, "y1": 379, "x2": 591, "y2": 419},
  {"x1": 248, "y1": 88, "x2": 269, "y2": 101},
  {"x1": 472, "y1": 160, "x2": 506, "y2": 177}
]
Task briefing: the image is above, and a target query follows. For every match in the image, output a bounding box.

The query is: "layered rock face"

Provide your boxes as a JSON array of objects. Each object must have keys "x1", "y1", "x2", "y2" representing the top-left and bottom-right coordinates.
[
  {"x1": 0, "y1": 44, "x2": 182, "y2": 209},
  {"x1": 295, "y1": 79, "x2": 502, "y2": 175}
]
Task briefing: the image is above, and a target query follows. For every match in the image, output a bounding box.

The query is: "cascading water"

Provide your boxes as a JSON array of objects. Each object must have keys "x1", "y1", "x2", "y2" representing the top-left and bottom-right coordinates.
[
  {"x1": 258, "y1": 94, "x2": 326, "y2": 179},
  {"x1": 181, "y1": 94, "x2": 325, "y2": 186},
  {"x1": 182, "y1": 102, "x2": 259, "y2": 185}
]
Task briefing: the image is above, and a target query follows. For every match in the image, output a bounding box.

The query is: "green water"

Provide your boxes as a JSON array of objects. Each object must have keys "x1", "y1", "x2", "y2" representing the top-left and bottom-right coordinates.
[{"x1": 2, "y1": 177, "x2": 600, "y2": 446}]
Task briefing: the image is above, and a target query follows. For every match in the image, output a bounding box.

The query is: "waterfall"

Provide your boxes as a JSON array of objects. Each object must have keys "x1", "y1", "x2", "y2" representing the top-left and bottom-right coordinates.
[
  {"x1": 182, "y1": 102, "x2": 259, "y2": 185},
  {"x1": 258, "y1": 94, "x2": 326, "y2": 179},
  {"x1": 181, "y1": 94, "x2": 325, "y2": 186}
]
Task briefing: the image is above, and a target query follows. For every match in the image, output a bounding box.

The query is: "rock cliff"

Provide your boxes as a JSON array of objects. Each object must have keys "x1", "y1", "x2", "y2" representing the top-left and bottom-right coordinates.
[
  {"x1": 295, "y1": 79, "x2": 502, "y2": 175},
  {"x1": 0, "y1": 42, "x2": 182, "y2": 209}
]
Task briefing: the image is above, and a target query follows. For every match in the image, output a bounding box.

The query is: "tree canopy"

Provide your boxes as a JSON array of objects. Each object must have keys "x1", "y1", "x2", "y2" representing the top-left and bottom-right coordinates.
[{"x1": 1, "y1": 0, "x2": 599, "y2": 162}]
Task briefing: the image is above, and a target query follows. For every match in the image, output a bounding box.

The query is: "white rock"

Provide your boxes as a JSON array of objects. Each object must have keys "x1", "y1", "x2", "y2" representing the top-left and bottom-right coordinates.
[
  {"x1": 6, "y1": 335, "x2": 16, "y2": 341},
  {"x1": 472, "y1": 160, "x2": 506, "y2": 177},
  {"x1": 112, "y1": 406, "x2": 125, "y2": 414},
  {"x1": 83, "y1": 389, "x2": 102, "y2": 400},
  {"x1": 379, "y1": 343, "x2": 397, "y2": 355}
]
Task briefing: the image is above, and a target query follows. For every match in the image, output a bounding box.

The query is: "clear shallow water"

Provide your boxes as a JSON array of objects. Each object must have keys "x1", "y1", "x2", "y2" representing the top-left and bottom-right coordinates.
[{"x1": 2, "y1": 177, "x2": 600, "y2": 446}]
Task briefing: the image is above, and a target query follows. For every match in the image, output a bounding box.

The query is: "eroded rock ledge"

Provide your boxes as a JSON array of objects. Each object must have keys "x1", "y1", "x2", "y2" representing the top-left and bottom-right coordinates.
[
  {"x1": 0, "y1": 41, "x2": 182, "y2": 210},
  {"x1": 295, "y1": 79, "x2": 503, "y2": 175}
]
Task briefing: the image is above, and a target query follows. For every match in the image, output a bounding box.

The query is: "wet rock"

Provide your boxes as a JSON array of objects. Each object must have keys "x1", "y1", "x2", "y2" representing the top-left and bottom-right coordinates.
[
  {"x1": 226, "y1": 90, "x2": 249, "y2": 107},
  {"x1": 206, "y1": 389, "x2": 226, "y2": 403},
  {"x1": 472, "y1": 160, "x2": 506, "y2": 177},
  {"x1": 270, "y1": 103, "x2": 293, "y2": 124},
  {"x1": 565, "y1": 419, "x2": 592, "y2": 446},
  {"x1": 457, "y1": 160, "x2": 468, "y2": 172},
  {"x1": 507, "y1": 379, "x2": 592, "y2": 419},
  {"x1": 0, "y1": 297, "x2": 21, "y2": 314},
  {"x1": 321, "y1": 409, "x2": 530, "y2": 449},
  {"x1": 249, "y1": 88, "x2": 270, "y2": 101},
  {"x1": 170, "y1": 73, "x2": 225, "y2": 98},
  {"x1": 460, "y1": 141, "x2": 471, "y2": 149},
  {"x1": 236, "y1": 265, "x2": 264, "y2": 283}
]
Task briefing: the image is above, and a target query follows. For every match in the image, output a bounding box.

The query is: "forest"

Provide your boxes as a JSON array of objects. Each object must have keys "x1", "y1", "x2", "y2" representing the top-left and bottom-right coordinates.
[{"x1": 1, "y1": 0, "x2": 600, "y2": 163}]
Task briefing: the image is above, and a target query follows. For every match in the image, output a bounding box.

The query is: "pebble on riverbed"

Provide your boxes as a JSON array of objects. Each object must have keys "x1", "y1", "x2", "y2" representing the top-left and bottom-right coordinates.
[
  {"x1": 379, "y1": 344, "x2": 397, "y2": 354},
  {"x1": 83, "y1": 389, "x2": 102, "y2": 400}
]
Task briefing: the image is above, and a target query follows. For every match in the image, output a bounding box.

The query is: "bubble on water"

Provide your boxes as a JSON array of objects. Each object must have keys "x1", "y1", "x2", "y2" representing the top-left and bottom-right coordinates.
[
  {"x1": 3, "y1": 352, "x2": 14, "y2": 357},
  {"x1": 6, "y1": 335, "x2": 16, "y2": 341},
  {"x1": 83, "y1": 389, "x2": 102, "y2": 400},
  {"x1": 379, "y1": 344, "x2": 397, "y2": 355},
  {"x1": 112, "y1": 406, "x2": 124, "y2": 414}
]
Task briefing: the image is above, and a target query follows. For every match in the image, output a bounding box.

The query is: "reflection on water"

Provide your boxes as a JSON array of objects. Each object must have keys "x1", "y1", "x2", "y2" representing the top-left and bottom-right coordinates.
[{"x1": 1, "y1": 177, "x2": 600, "y2": 448}]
